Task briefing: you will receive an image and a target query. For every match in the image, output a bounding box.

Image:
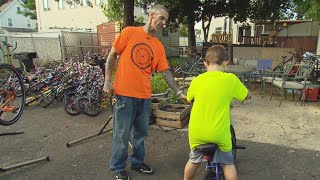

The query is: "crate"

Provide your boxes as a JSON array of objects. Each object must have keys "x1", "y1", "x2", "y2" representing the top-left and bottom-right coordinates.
[
  {"x1": 303, "y1": 88, "x2": 319, "y2": 101},
  {"x1": 154, "y1": 104, "x2": 192, "y2": 128},
  {"x1": 150, "y1": 97, "x2": 168, "y2": 110}
]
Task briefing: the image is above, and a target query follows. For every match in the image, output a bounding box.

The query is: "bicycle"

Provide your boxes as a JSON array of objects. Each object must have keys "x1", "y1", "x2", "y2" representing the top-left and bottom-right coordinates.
[
  {"x1": 0, "y1": 64, "x2": 25, "y2": 126},
  {"x1": 194, "y1": 125, "x2": 245, "y2": 180}
]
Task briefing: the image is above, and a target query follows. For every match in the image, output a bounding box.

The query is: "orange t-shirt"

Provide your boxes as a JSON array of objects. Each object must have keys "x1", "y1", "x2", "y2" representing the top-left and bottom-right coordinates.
[{"x1": 113, "y1": 27, "x2": 169, "y2": 99}]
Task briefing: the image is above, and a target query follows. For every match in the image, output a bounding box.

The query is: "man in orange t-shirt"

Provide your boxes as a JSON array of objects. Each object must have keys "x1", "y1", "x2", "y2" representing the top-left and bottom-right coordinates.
[{"x1": 103, "y1": 5, "x2": 186, "y2": 180}]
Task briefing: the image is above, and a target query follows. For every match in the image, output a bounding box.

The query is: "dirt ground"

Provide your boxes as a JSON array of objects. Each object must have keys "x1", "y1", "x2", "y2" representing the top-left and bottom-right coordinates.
[{"x1": 0, "y1": 87, "x2": 320, "y2": 180}]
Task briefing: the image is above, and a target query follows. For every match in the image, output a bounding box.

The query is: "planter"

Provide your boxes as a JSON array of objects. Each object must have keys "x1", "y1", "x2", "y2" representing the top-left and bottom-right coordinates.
[
  {"x1": 154, "y1": 104, "x2": 192, "y2": 129},
  {"x1": 150, "y1": 97, "x2": 168, "y2": 110}
]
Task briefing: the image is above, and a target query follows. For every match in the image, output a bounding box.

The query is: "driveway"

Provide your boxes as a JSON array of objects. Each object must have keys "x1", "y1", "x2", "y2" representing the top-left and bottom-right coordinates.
[{"x1": 0, "y1": 88, "x2": 319, "y2": 180}]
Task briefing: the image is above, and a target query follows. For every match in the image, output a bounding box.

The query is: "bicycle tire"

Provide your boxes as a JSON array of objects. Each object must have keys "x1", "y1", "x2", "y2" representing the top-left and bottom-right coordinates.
[
  {"x1": 230, "y1": 125, "x2": 237, "y2": 161},
  {"x1": 39, "y1": 90, "x2": 55, "y2": 108},
  {"x1": 76, "y1": 97, "x2": 100, "y2": 117},
  {"x1": 63, "y1": 93, "x2": 81, "y2": 116},
  {"x1": 204, "y1": 169, "x2": 224, "y2": 180},
  {"x1": 0, "y1": 64, "x2": 25, "y2": 126}
]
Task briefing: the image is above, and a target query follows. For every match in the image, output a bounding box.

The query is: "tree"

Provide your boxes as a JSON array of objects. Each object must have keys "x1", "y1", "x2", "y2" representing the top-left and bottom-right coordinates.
[
  {"x1": 18, "y1": 0, "x2": 37, "y2": 19},
  {"x1": 293, "y1": 0, "x2": 320, "y2": 20},
  {"x1": 0, "y1": 0, "x2": 7, "y2": 6}
]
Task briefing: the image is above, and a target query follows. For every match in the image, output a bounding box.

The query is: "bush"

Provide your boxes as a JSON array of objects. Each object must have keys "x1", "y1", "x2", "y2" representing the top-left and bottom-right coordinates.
[{"x1": 151, "y1": 73, "x2": 169, "y2": 94}]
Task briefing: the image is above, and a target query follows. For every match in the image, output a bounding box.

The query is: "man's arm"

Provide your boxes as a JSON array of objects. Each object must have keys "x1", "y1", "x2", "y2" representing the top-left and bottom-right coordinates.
[
  {"x1": 161, "y1": 69, "x2": 186, "y2": 99},
  {"x1": 103, "y1": 47, "x2": 118, "y2": 95}
]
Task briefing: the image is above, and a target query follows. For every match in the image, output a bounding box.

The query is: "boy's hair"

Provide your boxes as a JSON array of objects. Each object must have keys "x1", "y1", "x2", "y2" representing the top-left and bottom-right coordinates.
[{"x1": 205, "y1": 45, "x2": 229, "y2": 65}]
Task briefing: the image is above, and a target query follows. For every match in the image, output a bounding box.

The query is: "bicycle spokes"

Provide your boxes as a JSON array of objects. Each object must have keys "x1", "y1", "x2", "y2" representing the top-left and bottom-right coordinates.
[{"x1": 0, "y1": 64, "x2": 25, "y2": 126}]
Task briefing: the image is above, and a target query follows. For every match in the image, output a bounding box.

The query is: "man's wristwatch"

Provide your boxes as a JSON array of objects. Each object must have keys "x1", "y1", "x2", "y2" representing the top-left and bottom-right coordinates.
[{"x1": 176, "y1": 89, "x2": 183, "y2": 96}]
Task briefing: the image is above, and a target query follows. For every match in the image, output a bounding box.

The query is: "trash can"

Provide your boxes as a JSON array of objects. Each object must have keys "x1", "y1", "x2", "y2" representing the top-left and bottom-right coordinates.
[{"x1": 12, "y1": 52, "x2": 38, "y2": 72}]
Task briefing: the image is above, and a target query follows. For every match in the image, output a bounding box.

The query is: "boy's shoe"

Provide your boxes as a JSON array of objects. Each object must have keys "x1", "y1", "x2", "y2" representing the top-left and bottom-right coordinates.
[
  {"x1": 130, "y1": 163, "x2": 154, "y2": 175},
  {"x1": 114, "y1": 171, "x2": 129, "y2": 180}
]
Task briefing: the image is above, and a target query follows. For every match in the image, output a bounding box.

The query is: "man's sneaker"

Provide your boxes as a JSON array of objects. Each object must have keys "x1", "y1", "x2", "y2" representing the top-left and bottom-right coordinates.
[
  {"x1": 130, "y1": 163, "x2": 154, "y2": 175},
  {"x1": 114, "y1": 171, "x2": 129, "y2": 180}
]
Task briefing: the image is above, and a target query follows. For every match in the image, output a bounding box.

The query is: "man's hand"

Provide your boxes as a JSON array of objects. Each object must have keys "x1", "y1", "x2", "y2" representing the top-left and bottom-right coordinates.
[{"x1": 103, "y1": 80, "x2": 113, "y2": 97}]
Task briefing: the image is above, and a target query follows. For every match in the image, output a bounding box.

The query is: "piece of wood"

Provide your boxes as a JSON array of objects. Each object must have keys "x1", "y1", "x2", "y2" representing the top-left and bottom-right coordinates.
[{"x1": 154, "y1": 104, "x2": 192, "y2": 121}]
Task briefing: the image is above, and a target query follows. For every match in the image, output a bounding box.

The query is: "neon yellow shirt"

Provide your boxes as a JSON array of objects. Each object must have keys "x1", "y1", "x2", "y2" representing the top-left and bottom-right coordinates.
[{"x1": 187, "y1": 71, "x2": 248, "y2": 152}]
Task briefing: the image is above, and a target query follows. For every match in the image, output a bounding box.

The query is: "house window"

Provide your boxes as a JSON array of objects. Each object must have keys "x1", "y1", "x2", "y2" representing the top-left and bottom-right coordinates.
[
  {"x1": 195, "y1": 29, "x2": 201, "y2": 38},
  {"x1": 43, "y1": 0, "x2": 50, "y2": 10},
  {"x1": 8, "y1": 18, "x2": 13, "y2": 27},
  {"x1": 82, "y1": 0, "x2": 88, "y2": 6},
  {"x1": 162, "y1": 29, "x2": 169, "y2": 37},
  {"x1": 27, "y1": 20, "x2": 31, "y2": 28},
  {"x1": 215, "y1": 27, "x2": 222, "y2": 34},
  {"x1": 58, "y1": 0, "x2": 64, "y2": 9},
  {"x1": 95, "y1": 0, "x2": 100, "y2": 6},
  {"x1": 256, "y1": 25, "x2": 263, "y2": 36},
  {"x1": 16, "y1": 7, "x2": 21, "y2": 12},
  {"x1": 70, "y1": 1, "x2": 75, "y2": 8}
]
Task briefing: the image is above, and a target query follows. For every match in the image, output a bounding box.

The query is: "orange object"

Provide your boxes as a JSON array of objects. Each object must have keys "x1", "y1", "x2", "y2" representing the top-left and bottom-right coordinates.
[
  {"x1": 303, "y1": 88, "x2": 319, "y2": 101},
  {"x1": 3, "y1": 106, "x2": 16, "y2": 112},
  {"x1": 113, "y1": 27, "x2": 169, "y2": 99}
]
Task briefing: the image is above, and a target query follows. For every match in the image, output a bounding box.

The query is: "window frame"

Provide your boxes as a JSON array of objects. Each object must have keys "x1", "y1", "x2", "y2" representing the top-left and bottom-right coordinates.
[{"x1": 8, "y1": 18, "x2": 13, "y2": 27}]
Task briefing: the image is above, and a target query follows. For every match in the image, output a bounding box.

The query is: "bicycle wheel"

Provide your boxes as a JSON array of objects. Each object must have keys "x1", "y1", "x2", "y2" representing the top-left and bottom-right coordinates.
[
  {"x1": 39, "y1": 90, "x2": 55, "y2": 108},
  {"x1": 0, "y1": 64, "x2": 25, "y2": 126},
  {"x1": 76, "y1": 97, "x2": 100, "y2": 117},
  {"x1": 64, "y1": 93, "x2": 81, "y2": 116},
  {"x1": 230, "y1": 125, "x2": 237, "y2": 161},
  {"x1": 204, "y1": 169, "x2": 224, "y2": 180}
]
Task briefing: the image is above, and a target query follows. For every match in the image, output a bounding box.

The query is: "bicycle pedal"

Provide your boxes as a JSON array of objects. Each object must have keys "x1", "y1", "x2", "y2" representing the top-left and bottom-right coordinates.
[{"x1": 3, "y1": 106, "x2": 16, "y2": 112}]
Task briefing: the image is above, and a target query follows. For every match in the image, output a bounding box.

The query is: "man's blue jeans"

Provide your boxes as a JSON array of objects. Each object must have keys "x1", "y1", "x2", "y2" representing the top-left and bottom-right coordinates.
[{"x1": 110, "y1": 95, "x2": 151, "y2": 173}]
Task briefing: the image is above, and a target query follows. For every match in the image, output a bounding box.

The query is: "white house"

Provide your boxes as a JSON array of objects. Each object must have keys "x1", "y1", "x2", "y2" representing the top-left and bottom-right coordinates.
[
  {"x1": 0, "y1": 0, "x2": 37, "y2": 32},
  {"x1": 194, "y1": 17, "x2": 256, "y2": 44},
  {"x1": 35, "y1": 0, "x2": 149, "y2": 33}
]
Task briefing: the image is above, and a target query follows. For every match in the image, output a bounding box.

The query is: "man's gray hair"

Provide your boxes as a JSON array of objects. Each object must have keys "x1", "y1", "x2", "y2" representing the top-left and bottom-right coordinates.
[{"x1": 150, "y1": 4, "x2": 168, "y2": 14}]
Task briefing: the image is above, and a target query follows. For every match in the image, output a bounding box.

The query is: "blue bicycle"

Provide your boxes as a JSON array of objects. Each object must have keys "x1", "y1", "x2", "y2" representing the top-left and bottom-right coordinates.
[{"x1": 194, "y1": 125, "x2": 245, "y2": 180}]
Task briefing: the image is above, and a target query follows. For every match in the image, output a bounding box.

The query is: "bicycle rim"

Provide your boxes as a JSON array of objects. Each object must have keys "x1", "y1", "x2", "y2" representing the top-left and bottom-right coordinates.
[{"x1": 0, "y1": 64, "x2": 25, "y2": 126}]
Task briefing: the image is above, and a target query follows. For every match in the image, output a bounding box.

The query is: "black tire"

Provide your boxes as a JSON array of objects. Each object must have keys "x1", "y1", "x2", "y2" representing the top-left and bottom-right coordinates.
[
  {"x1": 63, "y1": 93, "x2": 81, "y2": 115},
  {"x1": 76, "y1": 97, "x2": 100, "y2": 117},
  {"x1": 230, "y1": 125, "x2": 237, "y2": 161},
  {"x1": 204, "y1": 169, "x2": 224, "y2": 180},
  {"x1": 39, "y1": 90, "x2": 55, "y2": 108},
  {"x1": 0, "y1": 64, "x2": 25, "y2": 126}
]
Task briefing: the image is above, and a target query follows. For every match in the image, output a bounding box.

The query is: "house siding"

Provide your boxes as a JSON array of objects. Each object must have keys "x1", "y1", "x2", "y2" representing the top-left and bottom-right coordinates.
[{"x1": 0, "y1": 0, "x2": 37, "y2": 30}]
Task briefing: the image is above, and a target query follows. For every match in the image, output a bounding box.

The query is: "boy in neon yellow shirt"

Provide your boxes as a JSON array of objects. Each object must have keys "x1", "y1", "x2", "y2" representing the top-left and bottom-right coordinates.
[{"x1": 184, "y1": 45, "x2": 251, "y2": 180}]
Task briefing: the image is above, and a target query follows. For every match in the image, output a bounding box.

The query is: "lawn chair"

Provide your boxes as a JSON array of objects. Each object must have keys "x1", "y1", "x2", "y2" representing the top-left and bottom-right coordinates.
[
  {"x1": 270, "y1": 60, "x2": 315, "y2": 106},
  {"x1": 261, "y1": 58, "x2": 296, "y2": 97},
  {"x1": 252, "y1": 59, "x2": 272, "y2": 94}
]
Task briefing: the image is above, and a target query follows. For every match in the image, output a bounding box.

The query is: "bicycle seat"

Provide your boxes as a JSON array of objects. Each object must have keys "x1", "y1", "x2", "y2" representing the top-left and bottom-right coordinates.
[{"x1": 194, "y1": 143, "x2": 218, "y2": 153}]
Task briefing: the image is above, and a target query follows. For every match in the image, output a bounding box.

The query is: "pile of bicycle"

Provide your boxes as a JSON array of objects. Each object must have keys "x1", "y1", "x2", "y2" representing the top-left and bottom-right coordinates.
[{"x1": 0, "y1": 53, "x2": 107, "y2": 126}]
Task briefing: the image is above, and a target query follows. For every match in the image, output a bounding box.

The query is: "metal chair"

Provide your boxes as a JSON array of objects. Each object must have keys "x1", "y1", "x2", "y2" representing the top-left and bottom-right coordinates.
[{"x1": 270, "y1": 60, "x2": 315, "y2": 106}]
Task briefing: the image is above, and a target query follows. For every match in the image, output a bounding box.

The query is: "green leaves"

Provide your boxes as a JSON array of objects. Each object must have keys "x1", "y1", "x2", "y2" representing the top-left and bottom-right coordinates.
[{"x1": 151, "y1": 73, "x2": 169, "y2": 94}]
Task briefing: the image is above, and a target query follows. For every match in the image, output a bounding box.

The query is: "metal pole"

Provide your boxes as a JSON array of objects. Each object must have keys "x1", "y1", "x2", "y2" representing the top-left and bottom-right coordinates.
[{"x1": 0, "y1": 156, "x2": 50, "y2": 172}]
